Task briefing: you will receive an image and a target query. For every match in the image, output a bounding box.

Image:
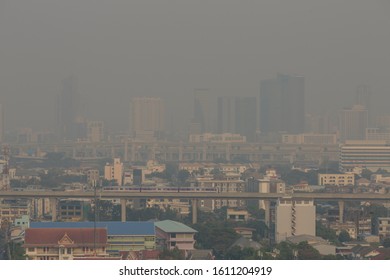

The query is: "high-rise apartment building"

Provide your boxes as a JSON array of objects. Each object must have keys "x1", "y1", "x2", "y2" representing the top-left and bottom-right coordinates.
[
  {"x1": 260, "y1": 74, "x2": 305, "y2": 134},
  {"x1": 57, "y1": 75, "x2": 82, "y2": 141},
  {"x1": 275, "y1": 198, "x2": 315, "y2": 243},
  {"x1": 193, "y1": 89, "x2": 212, "y2": 133},
  {"x1": 130, "y1": 97, "x2": 164, "y2": 139},
  {"x1": 104, "y1": 158, "x2": 123, "y2": 186},
  {"x1": 339, "y1": 105, "x2": 368, "y2": 141}
]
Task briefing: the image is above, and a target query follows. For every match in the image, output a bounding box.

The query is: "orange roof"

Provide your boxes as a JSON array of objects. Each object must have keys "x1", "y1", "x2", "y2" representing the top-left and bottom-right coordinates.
[{"x1": 24, "y1": 228, "x2": 107, "y2": 247}]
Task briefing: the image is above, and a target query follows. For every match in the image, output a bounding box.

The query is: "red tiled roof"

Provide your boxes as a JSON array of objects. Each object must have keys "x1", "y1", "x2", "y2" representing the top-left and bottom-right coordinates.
[
  {"x1": 139, "y1": 250, "x2": 160, "y2": 260},
  {"x1": 24, "y1": 228, "x2": 107, "y2": 247}
]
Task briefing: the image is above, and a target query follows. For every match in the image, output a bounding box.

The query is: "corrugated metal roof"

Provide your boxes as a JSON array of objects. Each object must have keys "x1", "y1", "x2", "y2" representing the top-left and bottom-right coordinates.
[
  {"x1": 155, "y1": 220, "x2": 197, "y2": 233},
  {"x1": 30, "y1": 221, "x2": 155, "y2": 236}
]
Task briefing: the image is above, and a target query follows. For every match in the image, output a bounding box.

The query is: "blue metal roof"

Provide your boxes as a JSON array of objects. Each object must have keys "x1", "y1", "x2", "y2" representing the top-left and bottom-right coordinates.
[{"x1": 30, "y1": 221, "x2": 155, "y2": 236}]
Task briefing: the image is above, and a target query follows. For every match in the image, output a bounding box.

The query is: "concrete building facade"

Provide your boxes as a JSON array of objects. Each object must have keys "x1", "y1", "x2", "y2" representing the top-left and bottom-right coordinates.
[{"x1": 275, "y1": 198, "x2": 315, "y2": 243}]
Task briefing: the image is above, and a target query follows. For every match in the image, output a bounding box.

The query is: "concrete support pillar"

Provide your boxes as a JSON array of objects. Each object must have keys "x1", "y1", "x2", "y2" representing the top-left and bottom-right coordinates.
[
  {"x1": 338, "y1": 200, "x2": 345, "y2": 223},
  {"x1": 121, "y1": 199, "x2": 127, "y2": 222},
  {"x1": 192, "y1": 199, "x2": 198, "y2": 224},
  {"x1": 50, "y1": 198, "x2": 58, "y2": 222},
  {"x1": 264, "y1": 200, "x2": 271, "y2": 228}
]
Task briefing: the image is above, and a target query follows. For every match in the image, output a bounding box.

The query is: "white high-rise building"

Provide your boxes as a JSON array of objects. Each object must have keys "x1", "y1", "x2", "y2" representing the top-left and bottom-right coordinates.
[{"x1": 275, "y1": 198, "x2": 315, "y2": 243}]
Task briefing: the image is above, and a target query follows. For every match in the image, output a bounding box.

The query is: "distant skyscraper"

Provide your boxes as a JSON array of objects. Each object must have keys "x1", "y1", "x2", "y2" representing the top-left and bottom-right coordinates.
[
  {"x1": 193, "y1": 89, "x2": 212, "y2": 133},
  {"x1": 234, "y1": 97, "x2": 257, "y2": 142},
  {"x1": 217, "y1": 96, "x2": 257, "y2": 141},
  {"x1": 217, "y1": 97, "x2": 235, "y2": 134},
  {"x1": 0, "y1": 104, "x2": 4, "y2": 142},
  {"x1": 57, "y1": 75, "x2": 81, "y2": 141},
  {"x1": 339, "y1": 105, "x2": 368, "y2": 141},
  {"x1": 356, "y1": 85, "x2": 371, "y2": 124},
  {"x1": 260, "y1": 74, "x2": 305, "y2": 134},
  {"x1": 356, "y1": 85, "x2": 371, "y2": 109},
  {"x1": 130, "y1": 97, "x2": 165, "y2": 139}
]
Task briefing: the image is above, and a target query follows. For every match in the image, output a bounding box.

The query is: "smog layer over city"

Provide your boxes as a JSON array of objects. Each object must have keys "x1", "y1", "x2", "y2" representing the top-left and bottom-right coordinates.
[{"x1": 1, "y1": 0, "x2": 390, "y2": 261}]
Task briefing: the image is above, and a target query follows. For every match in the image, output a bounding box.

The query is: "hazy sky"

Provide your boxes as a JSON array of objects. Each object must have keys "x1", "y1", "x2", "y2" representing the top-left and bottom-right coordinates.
[{"x1": 1, "y1": 0, "x2": 389, "y2": 132}]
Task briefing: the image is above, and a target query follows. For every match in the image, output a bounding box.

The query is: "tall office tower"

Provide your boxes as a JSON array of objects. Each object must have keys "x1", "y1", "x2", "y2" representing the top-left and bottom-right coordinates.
[
  {"x1": 339, "y1": 105, "x2": 368, "y2": 141},
  {"x1": 356, "y1": 85, "x2": 371, "y2": 109},
  {"x1": 193, "y1": 89, "x2": 213, "y2": 133},
  {"x1": 0, "y1": 104, "x2": 4, "y2": 143},
  {"x1": 275, "y1": 198, "x2": 315, "y2": 243},
  {"x1": 57, "y1": 75, "x2": 81, "y2": 141},
  {"x1": 130, "y1": 97, "x2": 165, "y2": 139},
  {"x1": 356, "y1": 85, "x2": 371, "y2": 124},
  {"x1": 260, "y1": 74, "x2": 305, "y2": 134},
  {"x1": 235, "y1": 97, "x2": 257, "y2": 142},
  {"x1": 217, "y1": 96, "x2": 235, "y2": 134}
]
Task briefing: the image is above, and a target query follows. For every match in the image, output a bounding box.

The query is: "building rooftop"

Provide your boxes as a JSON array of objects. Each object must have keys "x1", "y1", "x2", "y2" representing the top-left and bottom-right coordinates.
[
  {"x1": 24, "y1": 228, "x2": 107, "y2": 247},
  {"x1": 30, "y1": 221, "x2": 155, "y2": 236},
  {"x1": 155, "y1": 220, "x2": 197, "y2": 233}
]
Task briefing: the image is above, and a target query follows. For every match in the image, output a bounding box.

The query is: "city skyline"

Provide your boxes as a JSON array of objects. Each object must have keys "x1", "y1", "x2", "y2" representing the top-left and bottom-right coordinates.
[{"x1": 1, "y1": 1, "x2": 390, "y2": 133}]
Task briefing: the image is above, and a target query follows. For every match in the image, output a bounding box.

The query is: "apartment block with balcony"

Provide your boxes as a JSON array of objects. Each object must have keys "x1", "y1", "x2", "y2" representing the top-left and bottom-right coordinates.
[
  {"x1": 318, "y1": 174, "x2": 355, "y2": 186},
  {"x1": 155, "y1": 220, "x2": 197, "y2": 251}
]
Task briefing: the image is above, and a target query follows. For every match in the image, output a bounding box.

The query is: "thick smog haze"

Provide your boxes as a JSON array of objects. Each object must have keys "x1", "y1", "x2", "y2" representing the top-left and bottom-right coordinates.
[{"x1": 0, "y1": 0, "x2": 389, "y2": 133}]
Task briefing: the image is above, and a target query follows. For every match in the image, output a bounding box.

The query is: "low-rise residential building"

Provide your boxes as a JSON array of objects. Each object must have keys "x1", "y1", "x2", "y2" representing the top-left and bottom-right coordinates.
[
  {"x1": 227, "y1": 209, "x2": 249, "y2": 222},
  {"x1": 0, "y1": 202, "x2": 29, "y2": 223},
  {"x1": 155, "y1": 220, "x2": 197, "y2": 251},
  {"x1": 30, "y1": 221, "x2": 156, "y2": 255},
  {"x1": 24, "y1": 228, "x2": 108, "y2": 260},
  {"x1": 318, "y1": 174, "x2": 355, "y2": 186},
  {"x1": 378, "y1": 217, "x2": 390, "y2": 239}
]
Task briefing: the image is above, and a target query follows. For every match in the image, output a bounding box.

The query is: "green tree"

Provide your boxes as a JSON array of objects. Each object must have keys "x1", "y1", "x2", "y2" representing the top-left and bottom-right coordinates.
[
  {"x1": 177, "y1": 169, "x2": 190, "y2": 185},
  {"x1": 159, "y1": 247, "x2": 185, "y2": 260},
  {"x1": 338, "y1": 230, "x2": 351, "y2": 243},
  {"x1": 383, "y1": 238, "x2": 390, "y2": 248},
  {"x1": 316, "y1": 222, "x2": 338, "y2": 243},
  {"x1": 297, "y1": 241, "x2": 321, "y2": 260}
]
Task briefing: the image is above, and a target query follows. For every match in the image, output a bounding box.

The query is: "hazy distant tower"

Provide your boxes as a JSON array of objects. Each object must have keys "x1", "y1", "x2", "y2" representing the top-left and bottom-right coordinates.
[
  {"x1": 57, "y1": 75, "x2": 82, "y2": 141},
  {"x1": 193, "y1": 89, "x2": 212, "y2": 133},
  {"x1": 260, "y1": 74, "x2": 305, "y2": 135},
  {"x1": 234, "y1": 97, "x2": 257, "y2": 142},
  {"x1": 130, "y1": 97, "x2": 165, "y2": 139},
  {"x1": 0, "y1": 104, "x2": 4, "y2": 143},
  {"x1": 339, "y1": 105, "x2": 368, "y2": 141},
  {"x1": 217, "y1": 96, "x2": 236, "y2": 134},
  {"x1": 356, "y1": 85, "x2": 371, "y2": 124}
]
